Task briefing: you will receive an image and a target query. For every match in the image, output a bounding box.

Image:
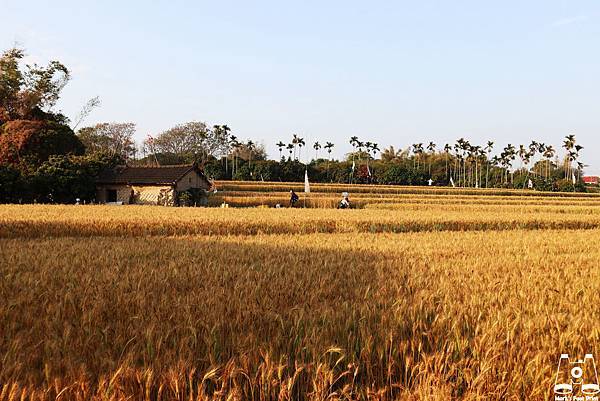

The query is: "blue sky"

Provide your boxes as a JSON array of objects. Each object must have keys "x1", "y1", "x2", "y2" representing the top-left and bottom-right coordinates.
[{"x1": 2, "y1": 0, "x2": 599, "y2": 173}]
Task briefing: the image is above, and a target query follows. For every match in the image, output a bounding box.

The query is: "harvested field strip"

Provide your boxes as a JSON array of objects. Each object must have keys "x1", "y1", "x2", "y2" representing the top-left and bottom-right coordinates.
[
  {"x1": 216, "y1": 190, "x2": 600, "y2": 203},
  {"x1": 214, "y1": 181, "x2": 600, "y2": 197},
  {"x1": 209, "y1": 194, "x2": 600, "y2": 208}
]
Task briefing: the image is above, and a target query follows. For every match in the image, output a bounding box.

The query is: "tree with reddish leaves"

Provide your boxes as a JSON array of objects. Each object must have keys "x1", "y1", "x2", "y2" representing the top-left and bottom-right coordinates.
[
  {"x1": 0, "y1": 120, "x2": 84, "y2": 172},
  {"x1": 0, "y1": 47, "x2": 83, "y2": 174}
]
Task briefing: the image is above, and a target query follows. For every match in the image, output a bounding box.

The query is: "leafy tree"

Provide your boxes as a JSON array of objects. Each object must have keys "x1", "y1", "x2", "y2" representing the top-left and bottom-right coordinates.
[
  {"x1": 0, "y1": 119, "x2": 84, "y2": 171},
  {"x1": 203, "y1": 157, "x2": 228, "y2": 180},
  {"x1": 0, "y1": 164, "x2": 26, "y2": 203},
  {"x1": 147, "y1": 122, "x2": 229, "y2": 166},
  {"x1": 381, "y1": 146, "x2": 407, "y2": 162},
  {"x1": 232, "y1": 163, "x2": 252, "y2": 181},
  {"x1": 232, "y1": 141, "x2": 267, "y2": 162},
  {"x1": 0, "y1": 47, "x2": 70, "y2": 124},
  {"x1": 32, "y1": 155, "x2": 87, "y2": 203},
  {"x1": 252, "y1": 160, "x2": 281, "y2": 181},
  {"x1": 383, "y1": 164, "x2": 409, "y2": 184},
  {"x1": 214, "y1": 125, "x2": 232, "y2": 175},
  {"x1": 177, "y1": 188, "x2": 208, "y2": 206},
  {"x1": 77, "y1": 122, "x2": 136, "y2": 159},
  {"x1": 31, "y1": 153, "x2": 120, "y2": 203}
]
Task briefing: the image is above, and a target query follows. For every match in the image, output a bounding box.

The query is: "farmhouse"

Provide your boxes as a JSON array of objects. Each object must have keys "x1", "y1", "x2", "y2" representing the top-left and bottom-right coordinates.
[
  {"x1": 96, "y1": 164, "x2": 212, "y2": 206},
  {"x1": 583, "y1": 176, "x2": 599, "y2": 185}
]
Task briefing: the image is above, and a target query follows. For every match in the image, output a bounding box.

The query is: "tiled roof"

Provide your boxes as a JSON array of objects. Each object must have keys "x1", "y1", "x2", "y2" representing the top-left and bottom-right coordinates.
[{"x1": 97, "y1": 165, "x2": 206, "y2": 185}]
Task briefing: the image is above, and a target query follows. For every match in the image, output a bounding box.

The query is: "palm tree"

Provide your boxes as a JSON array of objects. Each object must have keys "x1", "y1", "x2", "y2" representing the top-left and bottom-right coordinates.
[
  {"x1": 313, "y1": 141, "x2": 321, "y2": 160},
  {"x1": 454, "y1": 140, "x2": 464, "y2": 185},
  {"x1": 574, "y1": 145, "x2": 584, "y2": 182},
  {"x1": 460, "y1": 139, "x2": 471, "y2": 187},
  {"x1": 286, "y1": 143, "x2": 294, "y2": 160},
  {"x1": 324, "y1": 142, "x2": 334, "y2": 179},
  {"x1": 520, "y1": 141, "x2": 538, "y2": 189},
  {"x1": 454, "y1": 138, "x2": 470, "y2": 186},
  {"x1": 566, "y1": 139, "x2": 584, "y2": 185},
  {"x1": 529, "y1": 141, "x2": 538, "y2": 167},
  {"x1": 297, "y1": 137, "x2": 305, "y2": 162},
  {"x1": 324, "y1": 141, "x2": 334, "y2": 159},
  {"x1": 349, "y1": 136, "x2": 360, "y2": 170},
  {"x1": 349, "y1": 136, "x2": 359, "y2": 158},
  {"x1": 276, "y1": 141, "x2": 286, "y2": 161},
  {"x1": 576, "y1": 161, "x2": 585, "y2": 183},
  {"x1": 491, "y1": 155, "x2": 501, "y2": 185},
  {"x1": 501, "y1": 144, "x2": 516, "y2": 185},
  {"x1": 521, "y1": 150, "x2": 533, "y2": 189},
  {"x1": 412, "y1": 143, "x2": 424, "y2": 171},
  {"x1": 427, "y1": 141, "x2": 436, "y2": 176},
  {"x1": 214, "y1": 125, "x2": 232, "y2": 175},
  {"x1": 563, "y1": 134, "x2": 576, "y2": 179},
  {"x1": 362, "y1": 141, "x2": 372, "y2": 180},
  {"x1": 518, "y1": 145, "x2": 527, "y2": 177},
  {"x1": 246, "y1": 140, "x2": 255, "y2": 167},
  {"x1": 484, "y1": 141, "x2": 494, "y2": 188},
  {"x1": 543, "y1": 145, "x2": 555, "y2": 179},
  {"x1": 470, "y1": 145, "x2": 482, "y2": 188},
  {"x1": 370, "y1": 143, "x2": 380, "y2": 158},
  {"x1": 443, "y1": 144, "x2": 452, "y2": 181},
  {"x1": 534, "y1": 142, "x2": 546, "y2": 177},
  {"x1": 292, "y1": 134, "x2": 299, "y2": 160},
  {"x1": 357, "y1": 141, "x2": 365, "y2": 156},
  {"x1": 229, "y1": 135, "x2": 239, "y2": 175}
]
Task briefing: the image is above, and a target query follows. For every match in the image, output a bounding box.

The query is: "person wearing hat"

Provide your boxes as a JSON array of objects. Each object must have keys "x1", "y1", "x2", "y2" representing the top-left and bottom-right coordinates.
[{"x1": 338, "y1": 193, "x2": 350, "y2": 209}]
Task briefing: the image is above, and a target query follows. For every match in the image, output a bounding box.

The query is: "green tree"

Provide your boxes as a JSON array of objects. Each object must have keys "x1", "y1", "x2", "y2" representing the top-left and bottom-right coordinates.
[
  {"x1": 148, "y1": 121, "x2": 229, "y2": 166},
  {"x1": 0, "y1": 164, "x2": 26, "y2": 203},
  {"x1": 32, "y1": 153, "x2": 120, "y2": 203},
  {"x1": 0, "y1": 47, "x2": 70, "y2": 124}
]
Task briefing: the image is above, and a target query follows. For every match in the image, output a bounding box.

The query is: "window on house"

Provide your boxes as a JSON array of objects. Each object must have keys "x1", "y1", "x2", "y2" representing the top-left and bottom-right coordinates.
[
  {"x1": 107, "y1": 189, "x2": 118, "y2": 202},
  {"x1": 189, "y1": 177, "x2": 192, "y2": 183}
]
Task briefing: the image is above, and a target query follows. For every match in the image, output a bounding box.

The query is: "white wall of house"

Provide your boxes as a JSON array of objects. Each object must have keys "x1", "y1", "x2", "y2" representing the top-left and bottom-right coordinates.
[
  {"x1": 131, "y1": 186, "x2": 175, "y2": 205},
  {"x1": 96, "y1": 185, "x2": 134, "y2": 204},
  {"x1": 176, "y1": 170, "x2": 211, "y2": 192}
]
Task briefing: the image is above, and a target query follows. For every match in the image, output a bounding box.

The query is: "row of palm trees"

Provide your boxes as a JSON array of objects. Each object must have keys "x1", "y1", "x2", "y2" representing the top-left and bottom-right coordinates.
[
  {"x1": 408, "y1": 134, "x2": 584, "y2": 188},
  {"x1": 275, "y1": 135, "x2": 336, "y2": 162},
  {"x1": 224, "y1": 133, "x2": 255, "y2": 176},
  {"x1": 349, "y1": 136, "x2": 380, "y2": 159},
  {"x1": 223, "y1": 129, "x2": 585, "y2": 187}
]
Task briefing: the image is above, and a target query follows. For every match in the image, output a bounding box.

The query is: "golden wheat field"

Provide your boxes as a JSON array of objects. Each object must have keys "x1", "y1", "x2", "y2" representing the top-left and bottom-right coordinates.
[{"x1": 1, "y1": 184, "x2": 600, "y2": 401}]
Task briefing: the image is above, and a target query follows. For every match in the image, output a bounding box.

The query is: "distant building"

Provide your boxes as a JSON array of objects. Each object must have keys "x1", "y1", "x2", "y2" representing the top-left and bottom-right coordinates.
[
  {"x1": 96, "y1": 164, "x2": 212, "y2": 206},
  {"x1": 583, "y1": 176, "x2": 599, "y2": 185}
]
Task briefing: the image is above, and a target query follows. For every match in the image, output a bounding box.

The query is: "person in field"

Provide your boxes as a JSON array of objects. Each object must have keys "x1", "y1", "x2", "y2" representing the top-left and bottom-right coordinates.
[
  {"x1": 289, "y1": 190, "x2": 299, "y2": 207},
  {"x1": 338, "y1": 194, "x2": 350, "y2": 209}
]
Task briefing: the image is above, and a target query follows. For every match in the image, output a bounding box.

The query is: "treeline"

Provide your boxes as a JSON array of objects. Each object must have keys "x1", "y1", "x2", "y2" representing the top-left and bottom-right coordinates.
[{"x1": 201, "y1": 154, "x2": 587, "y2": 192}]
